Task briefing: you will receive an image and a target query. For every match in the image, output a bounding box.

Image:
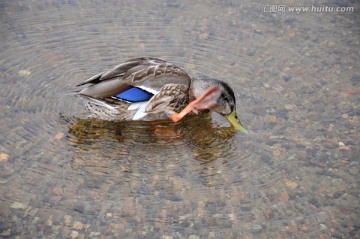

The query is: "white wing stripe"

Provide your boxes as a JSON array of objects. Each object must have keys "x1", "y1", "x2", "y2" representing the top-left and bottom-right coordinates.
[{"x1": 132, "y1": 102, "x2": 149, "y2": 120}]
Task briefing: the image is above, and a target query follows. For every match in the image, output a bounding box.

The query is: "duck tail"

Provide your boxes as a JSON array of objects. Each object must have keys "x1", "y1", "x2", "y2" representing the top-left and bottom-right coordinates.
[{"x1": 76, "y1": 72, "x2": 103, "y2": 87}]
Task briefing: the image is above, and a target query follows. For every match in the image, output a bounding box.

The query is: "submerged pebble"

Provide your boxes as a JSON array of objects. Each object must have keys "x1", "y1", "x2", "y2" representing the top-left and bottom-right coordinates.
[
  {"x1": 10, "y1": 202, "x2": 26, "y2": 209},
  {"x1": 71, "y1": 230, "x2": 79, "y2": 239},
  {"x1": 0, "y1": 153, "x2": 9, "y2": 162},
  {"x1": 18, "y1": 69, "x2": 31, "y2": 76}
]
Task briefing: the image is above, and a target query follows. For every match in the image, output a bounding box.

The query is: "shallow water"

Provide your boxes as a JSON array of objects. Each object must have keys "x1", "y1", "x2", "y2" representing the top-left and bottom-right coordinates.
[{"x1": 0, "y1": 0, "x2": 359, "y2": 238}]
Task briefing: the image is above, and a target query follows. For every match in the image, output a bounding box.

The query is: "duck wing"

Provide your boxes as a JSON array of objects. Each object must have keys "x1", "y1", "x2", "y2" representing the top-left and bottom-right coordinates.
[{"x1": 77, "y1": 57, "x2": 191, "y2": 99}]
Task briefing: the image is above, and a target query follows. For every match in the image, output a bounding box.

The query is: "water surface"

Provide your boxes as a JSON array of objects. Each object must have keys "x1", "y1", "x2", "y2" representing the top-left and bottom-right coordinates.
[{"x1": 0, "y1": 0, "x2": 359, "y2": 238}]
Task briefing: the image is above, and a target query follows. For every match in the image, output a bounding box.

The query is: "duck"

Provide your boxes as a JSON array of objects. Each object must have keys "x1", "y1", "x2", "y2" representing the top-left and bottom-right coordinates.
[{"x1": 75, "y1": 57, "x2": 247, "y2": 132}]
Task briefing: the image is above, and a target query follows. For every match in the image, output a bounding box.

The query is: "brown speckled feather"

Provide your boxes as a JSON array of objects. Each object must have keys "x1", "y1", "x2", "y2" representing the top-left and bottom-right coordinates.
[
  {"x1": 77, "y1": 57, "x2": 191, "y2": 98},
  {"x1": 145, "y1": 84, "x2": 189, "y2": 115}
]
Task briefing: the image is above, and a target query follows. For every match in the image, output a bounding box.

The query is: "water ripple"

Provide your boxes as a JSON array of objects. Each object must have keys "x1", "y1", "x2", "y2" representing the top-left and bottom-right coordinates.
[{"x1": 1, "y1": 1, "x2": 358, "y2": 238}]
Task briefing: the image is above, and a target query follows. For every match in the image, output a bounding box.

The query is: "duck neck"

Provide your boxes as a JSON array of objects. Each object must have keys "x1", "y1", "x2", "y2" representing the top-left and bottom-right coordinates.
[{"x1": 189, "y1": 77, "x2": 215, "y2": 101}]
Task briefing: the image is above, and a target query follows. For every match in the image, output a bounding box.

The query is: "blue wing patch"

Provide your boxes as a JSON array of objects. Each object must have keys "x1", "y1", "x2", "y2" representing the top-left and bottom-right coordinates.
[{"x1": 114, "y1": 87, "x2": 153, "y2": 102}]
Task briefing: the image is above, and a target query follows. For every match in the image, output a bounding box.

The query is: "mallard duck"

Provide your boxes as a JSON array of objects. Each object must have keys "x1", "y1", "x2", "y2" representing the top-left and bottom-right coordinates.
[{"x1": 76, "y1": 57, "x2": 247, "y2": 132}]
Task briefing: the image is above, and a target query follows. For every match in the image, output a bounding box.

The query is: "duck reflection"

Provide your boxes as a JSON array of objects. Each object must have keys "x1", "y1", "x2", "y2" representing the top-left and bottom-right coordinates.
[{"x1": 66, "y1": 112, "x2": 236, "y2": 164}]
